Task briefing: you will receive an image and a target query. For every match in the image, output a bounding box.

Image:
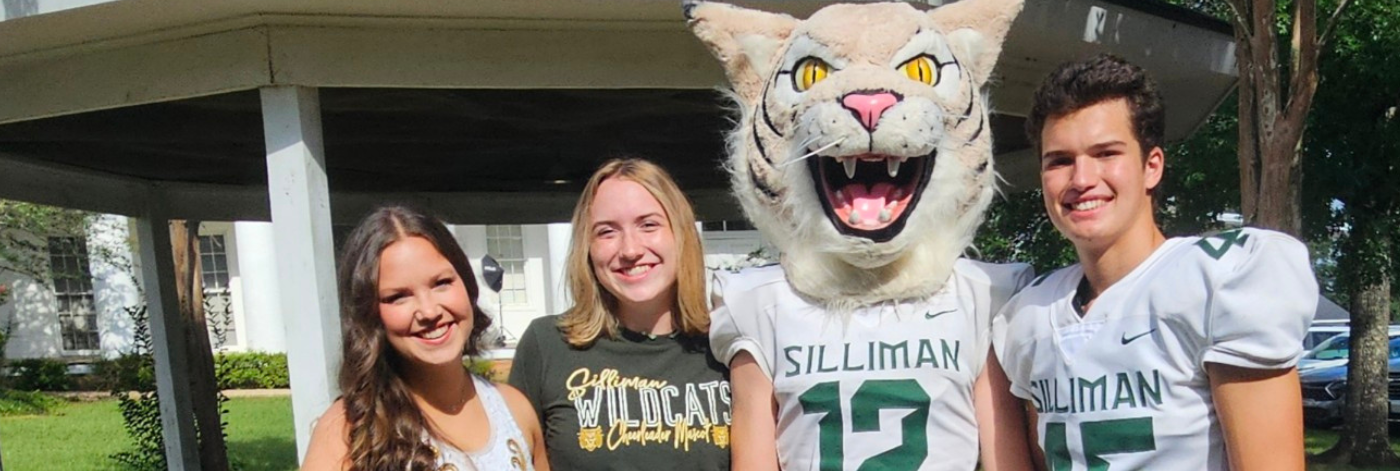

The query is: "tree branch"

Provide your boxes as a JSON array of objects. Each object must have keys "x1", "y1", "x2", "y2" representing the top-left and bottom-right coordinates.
[
  {"x1": 1223, "y1": 0, "x2": 1252, "y2": 35},
  {"x1": 1289, "y1": 0, "x2": 1318, "y2": 105},
  {"x1": 1318, "y1": 0, "x2": 1354, "y2": 49}
]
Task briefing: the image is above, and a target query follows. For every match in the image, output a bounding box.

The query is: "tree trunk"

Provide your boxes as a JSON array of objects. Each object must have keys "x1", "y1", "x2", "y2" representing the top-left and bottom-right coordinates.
[
  {"x1": 1250, "y1": 130, "x2": 1304, "y2": 235},
  {"x1": 1230, "y1": 0, "x2": 1329, "y2": 238},
  {"x1": 170, "y1": 220, "x2": 230, "y2": 471},
  {"x1": 1318, "y1": 218, "x2": 1398, "y2": 466}
]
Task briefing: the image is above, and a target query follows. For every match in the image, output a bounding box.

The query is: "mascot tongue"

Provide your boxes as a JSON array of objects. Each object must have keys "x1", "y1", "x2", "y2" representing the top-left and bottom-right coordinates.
[{"x1": 836, "y1": 182, "x2": 906, "y2": 229}]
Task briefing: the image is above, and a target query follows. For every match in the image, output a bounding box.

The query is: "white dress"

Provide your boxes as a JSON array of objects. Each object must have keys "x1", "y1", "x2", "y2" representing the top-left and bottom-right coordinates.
[{"x1": 426, "y1": 375, "x2": 535, "y2": 471}]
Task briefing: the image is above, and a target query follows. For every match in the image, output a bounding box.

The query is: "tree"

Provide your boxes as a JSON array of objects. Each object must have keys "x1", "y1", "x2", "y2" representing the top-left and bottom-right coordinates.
[
  {"x1": 1, "y1": 201, "x2": 236, "y2": 468},
  {"x1": 1302, "y1": 0, "x2": 1400, "y2": 464},
  {"x1": 973, "y1": 189, "x2": 1075, "y2": 272},
  {"x1": 1219, "y1": 0, "x2": 1353, "y2": 235},
  {"x1": 0, "y1": 200, "x2": 91, "y2": 281},
  {"x1": 169, "y1": 220, "x2": 230, "y2": 471}
]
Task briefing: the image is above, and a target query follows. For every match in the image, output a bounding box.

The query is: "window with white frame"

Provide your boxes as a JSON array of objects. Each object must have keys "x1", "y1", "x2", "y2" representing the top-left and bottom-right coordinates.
[
  {"x1": 47, "y1": 237, "x2": 99, "y2": 351},
  {"x1": 199, "y1": 235, "x2": 237, "y2": 348},
  {"x1": 485, "y1": 225, "x2": 529, "y2": 305}
]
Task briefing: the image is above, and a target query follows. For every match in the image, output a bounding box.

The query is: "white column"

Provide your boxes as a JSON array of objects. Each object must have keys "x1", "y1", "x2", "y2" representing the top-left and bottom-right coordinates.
[
  {"x1": 260, "y1": 86, "x2": 340, "y2": 462},
  {"x1": 133, "y1": 210, "x2": 201, "y2": 470},
  {"x1": 546, "y1": 222, "x2": 573, "y2": 315},
  {"x1": 90, "y1": 215, "x2": 139, "y2": 357},
  {"x1": 233, "y1": 221, "x2": 285, "y2": 353}
]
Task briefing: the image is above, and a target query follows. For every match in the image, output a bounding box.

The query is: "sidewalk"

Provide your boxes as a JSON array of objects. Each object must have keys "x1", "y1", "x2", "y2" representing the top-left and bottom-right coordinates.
[{"x1": 52, "y1": 388, "x2": 291, "y2": 401}]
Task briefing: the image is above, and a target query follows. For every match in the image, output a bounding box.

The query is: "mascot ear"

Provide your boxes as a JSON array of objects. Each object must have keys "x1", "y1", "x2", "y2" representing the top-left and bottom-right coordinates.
[
  {"x1": 929, "y1": 0, "x2": 1024, "y2": 86},
  {"x1": 686, "y1": 1, "x2": 797, "y2": 103}
]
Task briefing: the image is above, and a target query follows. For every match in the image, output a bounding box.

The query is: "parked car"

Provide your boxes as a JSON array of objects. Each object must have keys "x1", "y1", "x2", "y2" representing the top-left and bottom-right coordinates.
[
  {"x1": 1299, "y1": 335, "x2": 1400, "y2": 427},
  {"x1": 1304, "y1": 323, "x2": 1350, "y2": 352},
  {"x1": 1298, "y1": 326, "x2": 1400, "y2": 373}
]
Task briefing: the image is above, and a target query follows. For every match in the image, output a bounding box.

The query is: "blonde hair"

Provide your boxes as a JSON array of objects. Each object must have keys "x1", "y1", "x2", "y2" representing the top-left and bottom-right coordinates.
[{"x1": 558, "y1": 158, "x2": 710, "y2": 347}]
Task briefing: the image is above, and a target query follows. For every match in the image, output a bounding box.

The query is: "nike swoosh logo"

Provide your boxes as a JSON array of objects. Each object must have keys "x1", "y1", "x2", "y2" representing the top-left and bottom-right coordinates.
[
  {"x1": 1121, "y1": 328, "x2": 1158, "y2": 345},
  {"x1": 925, "y1": 309, "x2": 957, "y2": 320}
]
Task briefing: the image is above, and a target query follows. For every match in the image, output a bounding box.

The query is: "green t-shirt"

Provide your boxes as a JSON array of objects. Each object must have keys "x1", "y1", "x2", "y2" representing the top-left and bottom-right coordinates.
[{"x1": 507, "y1": 315, "x2": 732, "y2": 471}]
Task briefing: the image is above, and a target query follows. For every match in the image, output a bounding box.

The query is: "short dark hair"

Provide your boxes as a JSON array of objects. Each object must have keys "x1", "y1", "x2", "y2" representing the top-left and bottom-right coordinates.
[{"x1": 1025, "y1": 54, "x2": 1165, "y2": 156}]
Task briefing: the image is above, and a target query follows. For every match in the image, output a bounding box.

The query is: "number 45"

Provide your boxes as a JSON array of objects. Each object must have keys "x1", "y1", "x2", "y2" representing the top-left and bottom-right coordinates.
[{"x1": 1043, "y1": 417, "x2": 1156, "y2": 471}]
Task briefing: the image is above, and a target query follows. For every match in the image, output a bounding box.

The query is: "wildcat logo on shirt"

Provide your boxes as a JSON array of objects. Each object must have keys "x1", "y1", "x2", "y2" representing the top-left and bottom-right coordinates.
[{"x1": 566, "y1": 367, "x2": 732, "y2": 453}]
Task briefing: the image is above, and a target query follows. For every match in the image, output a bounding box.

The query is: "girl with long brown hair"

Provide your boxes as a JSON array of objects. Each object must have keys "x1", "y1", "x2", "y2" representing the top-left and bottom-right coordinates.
[
  {"x1": 303, "y1": 206, "x2": 548, "y2": 471},
  {"x1": 507, "y1": 158, "x2": 731, "y2": 470}
]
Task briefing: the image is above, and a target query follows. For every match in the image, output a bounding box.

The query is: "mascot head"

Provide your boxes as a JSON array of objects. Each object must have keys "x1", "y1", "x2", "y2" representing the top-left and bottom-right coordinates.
[{"x1": 687, "y1": 0, "x2": 1022, "y2": 307}]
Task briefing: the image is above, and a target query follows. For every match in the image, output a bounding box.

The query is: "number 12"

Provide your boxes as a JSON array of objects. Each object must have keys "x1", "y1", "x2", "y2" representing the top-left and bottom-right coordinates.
[{"x1": 799, "y1": 379, "x2": 930, "y2": 471}]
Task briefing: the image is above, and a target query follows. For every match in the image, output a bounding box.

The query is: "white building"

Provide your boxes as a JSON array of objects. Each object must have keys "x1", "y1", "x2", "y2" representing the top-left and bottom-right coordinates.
[{"x1": 0, "y1": 216, "x2": 769, "y2": 360}]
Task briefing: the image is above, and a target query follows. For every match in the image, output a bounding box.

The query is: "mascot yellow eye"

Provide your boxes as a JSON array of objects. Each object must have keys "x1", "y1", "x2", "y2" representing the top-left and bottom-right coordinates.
[
  {"x1": 899, "y1": 55, "x2": 939, "y2": 85},
  {"x1": 794, "y1": 57, "x2": 830, "y2": 92}
]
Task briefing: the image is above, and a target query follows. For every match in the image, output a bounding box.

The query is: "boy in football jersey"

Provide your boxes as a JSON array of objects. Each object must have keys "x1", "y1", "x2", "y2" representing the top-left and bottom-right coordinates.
[{"x1": 993, "y1": 54, "x2": 1317, "y2": 470}]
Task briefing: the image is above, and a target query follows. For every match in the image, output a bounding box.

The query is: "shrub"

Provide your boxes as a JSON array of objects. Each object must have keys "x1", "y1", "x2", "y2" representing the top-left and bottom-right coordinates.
[
  {"x1": 0, "y1": 389, "x2": 63, "y2": 416},
  {"x1": 466, "y1": 357, "x2": 502, "y2": 382},
  {"x1": 9, "y1": 358, "x2": 73, "y2": 391},
  {"x1": 215, "y1": 352, "x2": 289, "y2": 390},
  {"x1": 110, "y1": 304, "x2": 165, "y2": 470},
  {"x1": 90, "y1": 353, "x2": 155, "y2": 392},
  {"x1": 112, "y1": 389, "x2": 165, "y2": 469}
]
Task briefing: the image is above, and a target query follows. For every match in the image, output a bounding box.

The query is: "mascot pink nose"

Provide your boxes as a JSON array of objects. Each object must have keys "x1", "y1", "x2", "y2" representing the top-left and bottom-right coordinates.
[{"x1": 841, "y1": 92, "x2": 899, "y2": 131}]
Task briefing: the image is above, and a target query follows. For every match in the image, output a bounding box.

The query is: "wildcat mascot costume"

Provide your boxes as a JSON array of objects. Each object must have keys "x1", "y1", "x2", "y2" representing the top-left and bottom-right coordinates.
[{"x1": 687, "y1": 1, "x2": 1031, "y2": 469}]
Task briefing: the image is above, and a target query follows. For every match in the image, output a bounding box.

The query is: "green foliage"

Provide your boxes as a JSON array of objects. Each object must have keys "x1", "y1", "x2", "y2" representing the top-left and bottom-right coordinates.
[
  {"x1": 0, "y1": 200, "x2": 92, "y2": 281},
  {"x1": 0, "y1": 389, "x2": 63, "y2": 416},
  {"x1": 110, "y1": 304, "x2": 165, "y2": 470},
  {"x1": 972, "y1": 189, "x2": 1076, "y2": 273},
  {"x1": 112, "y1": 389, "x2": 166, "y2": 470},
  {"x1": 466, "y1": 356, "x2": 501, "y2": 382},
  {"x1": 108, "y1": 303, "x2": 242, "y2": 470},
  {"x1": 1159, "y1": 96, "x2": 1241, "y2": 237},
  {"x1": 9, "y1": 358, "x2": 74, "y2": 392},
  {"x1": 215, "y1": 352, "x2": 290, "y2": 390},
  {"x1": 1301, "y1": 0, "x2": 1400, "y2": 331},
  {"x1": 91, "y1": 352, "x2": 157, "y2": 392}
]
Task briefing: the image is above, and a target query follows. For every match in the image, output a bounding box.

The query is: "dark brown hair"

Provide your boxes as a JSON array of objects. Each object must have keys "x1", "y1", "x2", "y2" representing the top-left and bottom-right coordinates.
[
  {"x1": 336, "y1": 205, "x2": 490, "y2": 470},
  {"x1": 1025, "y1": 53, "x2": 1166, "y2": 156}
]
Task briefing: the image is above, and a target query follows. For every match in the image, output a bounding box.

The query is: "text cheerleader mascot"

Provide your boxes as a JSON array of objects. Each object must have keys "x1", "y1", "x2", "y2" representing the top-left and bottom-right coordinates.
[{"x1": 687, "y1": 1, "x2": 1035, "y2": 470}]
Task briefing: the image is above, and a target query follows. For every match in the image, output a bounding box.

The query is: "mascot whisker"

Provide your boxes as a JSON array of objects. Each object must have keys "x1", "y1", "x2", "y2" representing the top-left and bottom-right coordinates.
[{"x1": 688, "y1": 1, "x2": 1036, "y2": 469}]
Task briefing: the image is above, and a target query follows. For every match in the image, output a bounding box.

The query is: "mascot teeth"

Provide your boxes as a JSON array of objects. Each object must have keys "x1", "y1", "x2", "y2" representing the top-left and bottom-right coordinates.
[
  {"x1": 688, "y1": 0, "x2": 1021, "y2": 303},
  {"x1": 810, "y1": 152, "x2": 935, "y2": 239}
]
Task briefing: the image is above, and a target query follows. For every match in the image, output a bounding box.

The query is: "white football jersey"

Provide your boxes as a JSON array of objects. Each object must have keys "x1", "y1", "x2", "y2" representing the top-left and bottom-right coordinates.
[
  {"x1": 712, "y1": 259, "x2": 1033, "y2": 471},
  {"x1": 993, "y1": 228, "x2": 1317, "y2": 471}
]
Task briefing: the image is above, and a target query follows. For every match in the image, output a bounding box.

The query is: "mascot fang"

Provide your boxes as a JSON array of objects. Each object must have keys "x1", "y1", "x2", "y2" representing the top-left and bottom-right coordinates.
[
  {"x1": 689, "y1": 0, "x2": 1023, "y2": 308},
  {"x1": 690, "y1": 2, "x2": 1034, "y2": 470}
]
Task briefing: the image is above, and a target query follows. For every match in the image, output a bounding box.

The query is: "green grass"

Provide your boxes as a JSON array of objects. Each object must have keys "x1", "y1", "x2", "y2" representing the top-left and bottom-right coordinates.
[
  {"x1": 0, "y1": 396, "x2": 296, "y2": 471},
  {"x1": 1305, "y1": 427, "x2": 1400, "y2": 471}
]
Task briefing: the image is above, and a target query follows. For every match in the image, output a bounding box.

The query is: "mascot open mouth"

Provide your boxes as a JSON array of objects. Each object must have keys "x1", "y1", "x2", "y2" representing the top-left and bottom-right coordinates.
[{"x1": 808, "y1": 152, "x2": 935, "y2": 243}]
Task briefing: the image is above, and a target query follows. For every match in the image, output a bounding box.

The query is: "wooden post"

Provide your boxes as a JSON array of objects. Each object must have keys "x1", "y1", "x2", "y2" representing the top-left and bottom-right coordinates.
[
  {"x1": 170, "y1": 220, "x2": 229, "y2": 471},
  {"x1": 134, "y1": 211, "x2": 200, "y2": 470}
]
